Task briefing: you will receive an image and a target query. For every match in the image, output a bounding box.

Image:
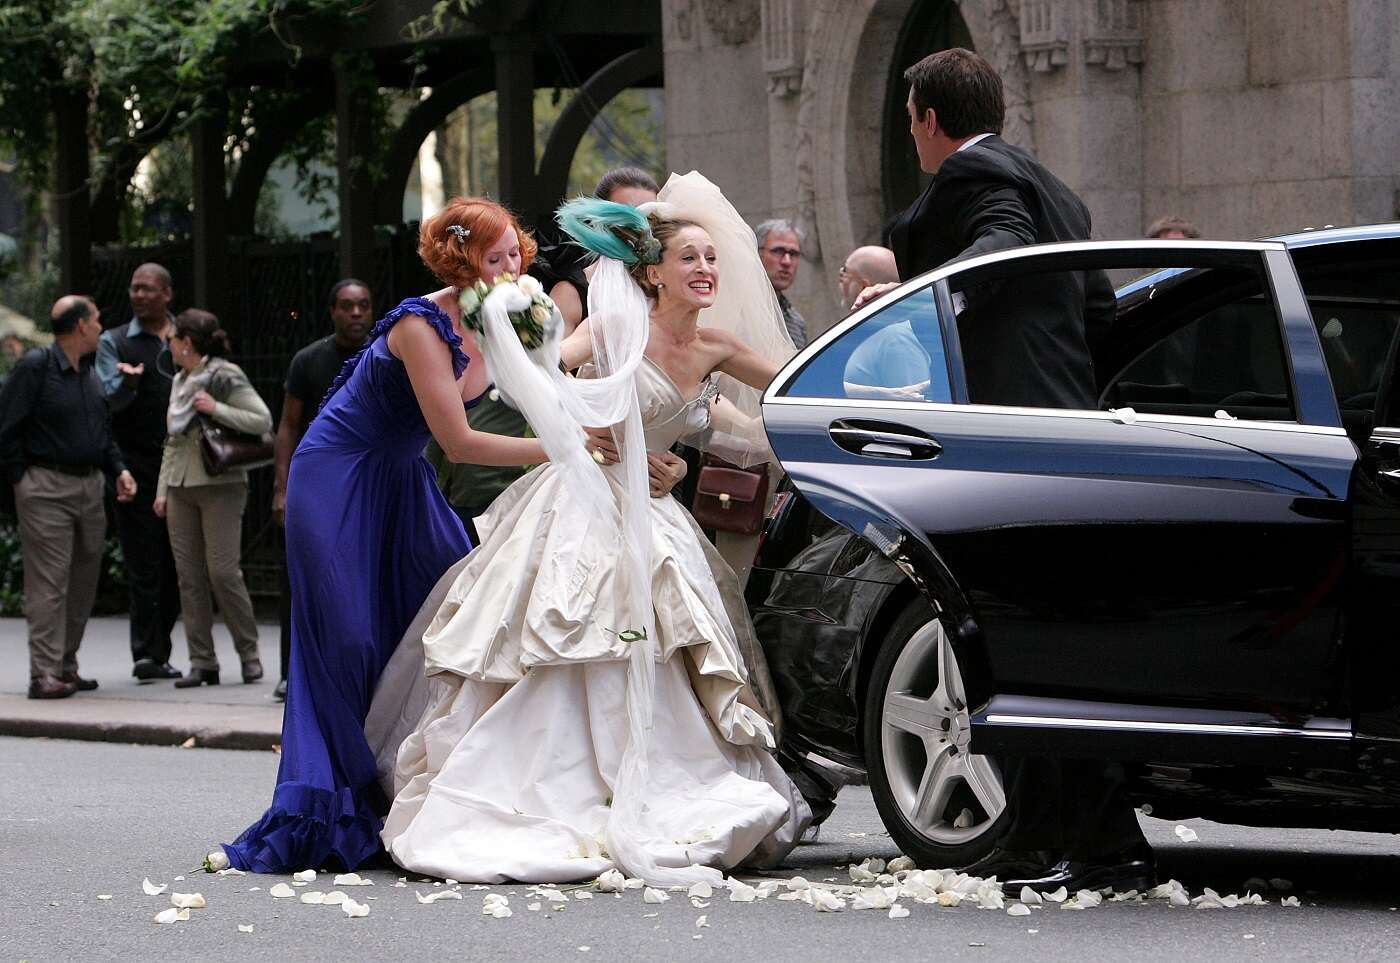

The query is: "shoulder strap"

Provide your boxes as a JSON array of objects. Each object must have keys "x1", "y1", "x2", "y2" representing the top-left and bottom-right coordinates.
[{"x1": 316, "y1": 297, "x2": 470, "y2": 414}]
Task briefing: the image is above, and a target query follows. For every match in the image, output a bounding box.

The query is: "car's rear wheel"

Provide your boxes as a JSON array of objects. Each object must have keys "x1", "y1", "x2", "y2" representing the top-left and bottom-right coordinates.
[{"x1": 863, "y1": 599, "x2": 1008, "y2": 868}]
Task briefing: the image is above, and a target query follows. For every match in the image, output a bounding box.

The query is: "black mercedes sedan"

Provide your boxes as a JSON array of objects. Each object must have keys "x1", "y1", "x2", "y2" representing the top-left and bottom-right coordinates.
[{"x1": 749, "y1": 224, "x2": 1400, "y2": 868}]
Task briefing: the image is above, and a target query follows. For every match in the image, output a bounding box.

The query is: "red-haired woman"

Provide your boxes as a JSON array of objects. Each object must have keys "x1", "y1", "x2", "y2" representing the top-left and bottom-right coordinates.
[{"x1": 221, "y1": 198, "x2": 551, "y2": 873}]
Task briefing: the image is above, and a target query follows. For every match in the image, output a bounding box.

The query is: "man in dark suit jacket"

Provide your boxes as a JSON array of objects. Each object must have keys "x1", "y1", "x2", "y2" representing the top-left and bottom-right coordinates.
[{"x1": 861, "y1": 48, "x2": 1150, "y2": 894}]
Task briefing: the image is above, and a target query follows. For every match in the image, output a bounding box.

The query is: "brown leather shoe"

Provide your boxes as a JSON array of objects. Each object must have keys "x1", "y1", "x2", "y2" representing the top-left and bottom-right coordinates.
[
  {"x1": 59, "y1": 671, "x2": 99, "y2": 691},
  {"x1": 28, "y1": 673, "x2": 79, "y2": 700}
]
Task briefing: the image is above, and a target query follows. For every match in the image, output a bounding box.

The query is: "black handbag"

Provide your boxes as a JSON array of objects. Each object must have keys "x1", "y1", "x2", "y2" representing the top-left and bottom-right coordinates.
[{"x1": 197, "y1": 416, "x2": 274, "y2": 475}]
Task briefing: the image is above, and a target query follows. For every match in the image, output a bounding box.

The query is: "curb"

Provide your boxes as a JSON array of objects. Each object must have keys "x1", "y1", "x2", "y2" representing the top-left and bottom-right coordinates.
[{"x1": 0, "y1": 714, "x2": 280, "y2": 751}]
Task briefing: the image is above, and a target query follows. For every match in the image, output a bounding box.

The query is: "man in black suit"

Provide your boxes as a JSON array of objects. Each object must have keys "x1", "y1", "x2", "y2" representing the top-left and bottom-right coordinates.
[{"x1": 859, "y1": 48, "x2": 1151, "y2": 894}]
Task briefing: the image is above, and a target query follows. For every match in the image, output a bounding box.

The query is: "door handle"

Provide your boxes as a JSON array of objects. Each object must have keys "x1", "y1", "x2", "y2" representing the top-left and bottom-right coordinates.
[{"x1": 829, "y1": 420, "x2": 942, "y2": 460}]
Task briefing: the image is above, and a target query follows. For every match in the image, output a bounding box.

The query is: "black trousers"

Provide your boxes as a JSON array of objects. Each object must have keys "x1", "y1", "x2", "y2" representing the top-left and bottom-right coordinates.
[
  {"x1": 113, "y1": 453, "x2": 180, "y2": 666},
  {"x1": 998, "y1": 756, "x2": 1147, "y2": 861}
]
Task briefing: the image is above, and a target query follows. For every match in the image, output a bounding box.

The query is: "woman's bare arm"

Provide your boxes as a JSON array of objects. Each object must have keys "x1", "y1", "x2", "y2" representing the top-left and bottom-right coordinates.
[
  {"x1": 392, "y1": 316, "x2": 547, "y2": 466},
  {"x1": 558, "y1": 317, "x2": 595, "y2": 371},
  {"x1": 706, "y1": 329, "x2": 781, "y2": 392}
]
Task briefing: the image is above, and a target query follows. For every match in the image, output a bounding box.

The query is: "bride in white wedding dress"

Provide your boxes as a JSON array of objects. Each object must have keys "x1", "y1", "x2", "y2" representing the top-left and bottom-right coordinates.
[{"x1": 365, "y1": 173, "x2": 811, "y2": 885}]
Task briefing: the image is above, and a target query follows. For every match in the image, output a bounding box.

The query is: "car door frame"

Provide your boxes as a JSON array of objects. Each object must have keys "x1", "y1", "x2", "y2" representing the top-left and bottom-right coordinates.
[{"x1": 764, "y1": 239, "x2": 1356, "y2": 767}]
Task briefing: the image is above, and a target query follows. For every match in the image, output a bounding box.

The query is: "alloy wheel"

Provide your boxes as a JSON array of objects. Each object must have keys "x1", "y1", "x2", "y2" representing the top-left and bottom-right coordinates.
[{"x1": 879, "y1": 618, "x2": 1005, "y2": 845}]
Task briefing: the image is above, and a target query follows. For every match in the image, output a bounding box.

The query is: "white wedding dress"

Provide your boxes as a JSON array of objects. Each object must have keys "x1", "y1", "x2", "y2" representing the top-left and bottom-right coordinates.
[{"x1": 365, "y1": 357, "x2": 811, "y2": 883}]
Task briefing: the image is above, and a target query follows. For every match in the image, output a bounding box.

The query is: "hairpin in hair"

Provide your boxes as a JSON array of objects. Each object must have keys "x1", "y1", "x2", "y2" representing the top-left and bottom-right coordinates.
[{"x1": 447, "y1": 224, "x2": 470, "y2": 240}]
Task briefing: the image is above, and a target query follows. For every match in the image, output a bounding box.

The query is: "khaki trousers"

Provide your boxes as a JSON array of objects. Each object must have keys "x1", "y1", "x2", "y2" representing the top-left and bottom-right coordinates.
[
  {"x1": 165, "y1": 483, "x2": 260, "y2": 672},
  {"x1": 13, "y1": 466, "x2": 106, "y2": 680}
]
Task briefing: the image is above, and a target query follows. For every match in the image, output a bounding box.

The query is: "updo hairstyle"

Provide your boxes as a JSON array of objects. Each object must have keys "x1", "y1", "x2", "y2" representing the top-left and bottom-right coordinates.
[
  {"x1": 619, "y1": 213, "x2": 702, "y2": 299},
  {"x1": 174, "y1": 308, "x2": 232, "y2": 358},
  {"x1": 419, "y1": 197, "x2": 538, "y2": 289}
]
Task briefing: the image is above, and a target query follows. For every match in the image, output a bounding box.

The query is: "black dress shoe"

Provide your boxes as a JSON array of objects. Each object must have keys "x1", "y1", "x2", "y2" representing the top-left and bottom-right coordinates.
[
  {"x1": 133, "y1": 659, "x2": 182, "y2": 681},
  {"x1": 58, "y1": 671, "x2": 99, "y2": 691},
  {"x1": 174, "y1": 668, "x2": 220, "y2": 688},
  {"x1": 273, "y1": 679, "x2": 287, "y2": 702},
  {"x1": 958, "y1": 848, "x2": 1057, "y2": 881},
  {"x1": 1007, "y1": 848, "x2": 1155, "y2": 895},
  {"x1": 242, "y1": 660, "x2": 264, "y2": 684},
  {"x1": 28, "y1": 673, "x2": 79, "y2": 700}
]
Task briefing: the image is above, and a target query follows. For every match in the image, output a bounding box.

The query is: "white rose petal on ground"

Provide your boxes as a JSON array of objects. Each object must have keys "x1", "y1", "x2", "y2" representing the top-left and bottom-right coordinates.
[
  {"x1": 1174, "y1": 825, "x2": 1199, "y2": 843},
  {"x1": 170, "y1": 893, "x2": 206, "y2": 909},
  {"x1": 1008, "y1": 903, "x2": 1032, "y2": 917},
  {"x1": 333, "y1": 873, "x2": 373, "y2": 887},
  {"x1": 596, "y1": 870, "x2": 626, "y2": 893},
  {"x1": 342, "y1": 898, "x2": 370, "y2": 918},
  {"x1": 300, "y1": 891, "x2": 326, "y2": 905},
  {"x1": 216, "y1": 868, "x2": 246, "y2": 877},
  {"x1": 153, "y1": 907, "x2": 189, "y2": 924},
  {"x1": 269, "y1": 883, "x2": 296, "y2": 899},
  {"x1": 695, "y1": 915, "x2": 709, "y2": 928},
  {"x1": 1042, "y1": 887, "x2": 1068, "y2": 904},
  {"x1": 727, "y1": 879, "x2": 757, "y2": 902},
  {"x1": 688, "y1": 881, "x2": 713, "y2": 899},
  {"x1": 1020, "y1": 887, "x2": 1043, "y2": 905},
  {"x1": 416, "y1": 890, "x2": 464, "y2": 904},
  {"x1": 238, "y1": 924, "x2": 254, "y2": 933},
  {"x1": 755, "y1": 880, "x2": 782, "y2": 899},
  {"x1": 624, "y1": 877, "x2": 646, "y2": 890},
  {"x1": 142, "y1": 878, "x2": 167, "y2": 896},
  {"x1": 321, "y1": 892, "x2": 348, "y2": 906},
  {"x1": 887, "y1": 856, "x2": 916, "y2": 874},
  {"x1": 642, "y1": 912, "x2": 659, "y2": 919},
  {"x1": 643, "y1": 887, "x2": 670, "y2": 904},
  {"x1": 888, "y1": 904, "x2": 910, "y2": 919},
  {"x1": 528, "y1": 902, "x2": 542, "y2": 912},
  {"x1": 536, "y1": 887, "x2": 569, "y2": 903},
  {"x1": 1282, "y1": 896, "x2": 1301, "y2": 907},
  {"x1": 97, "y1": 895, "x2": 112, "y2": 901},
  {"x1": 174, "y1": 876, "x2": 184, "y2": 881},
  {"x1": 851, "y1": 886, "x2": 893, "y2": 911},
  {"x1": 293, "y1": 870, "x2": 317, "y2": 883},
  {"x1": 574, "y1": 891, "x2": 594, "y2": 900},
  {"x1": 811, "y1": 888, "x2": 845, "y2": 912}
]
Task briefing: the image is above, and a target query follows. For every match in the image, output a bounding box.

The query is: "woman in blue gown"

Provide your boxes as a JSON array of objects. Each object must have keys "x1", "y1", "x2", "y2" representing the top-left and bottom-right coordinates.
[{"x1": 223, "y1": 199, "x2": 549, "y2": 872}]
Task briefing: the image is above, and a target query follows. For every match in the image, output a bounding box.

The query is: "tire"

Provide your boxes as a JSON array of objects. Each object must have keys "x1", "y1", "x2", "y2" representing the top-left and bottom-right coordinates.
[{"x1": 863, "y1": 598, "x2": 1009, "y2": 869}]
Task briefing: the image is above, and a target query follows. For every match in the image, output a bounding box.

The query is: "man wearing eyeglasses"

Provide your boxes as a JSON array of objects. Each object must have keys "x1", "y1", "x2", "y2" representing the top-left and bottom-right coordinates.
[
  {"x1": 755, "y1": 219, "x2": 807, "y2": 348},
  {"x1": 838, "y1": 246, "x2": 898, "y2": 312}
]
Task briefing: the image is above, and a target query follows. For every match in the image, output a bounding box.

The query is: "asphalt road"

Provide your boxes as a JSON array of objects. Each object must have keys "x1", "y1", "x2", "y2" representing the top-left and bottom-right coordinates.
[{"x1": 4, "y1": 737, "x2": 1400, "y2": 962}]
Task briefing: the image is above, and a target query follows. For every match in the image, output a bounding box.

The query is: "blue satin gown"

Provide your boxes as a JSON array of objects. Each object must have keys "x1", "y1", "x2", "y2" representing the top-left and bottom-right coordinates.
[{"x1": 224, "y1": 298, "x2": 474, "y2": 872}]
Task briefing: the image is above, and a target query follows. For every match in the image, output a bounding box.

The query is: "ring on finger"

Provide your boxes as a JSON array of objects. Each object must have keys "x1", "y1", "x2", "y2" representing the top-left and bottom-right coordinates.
[{"x1": 592, "y1": 448, "x2": 606, "y2": 465}]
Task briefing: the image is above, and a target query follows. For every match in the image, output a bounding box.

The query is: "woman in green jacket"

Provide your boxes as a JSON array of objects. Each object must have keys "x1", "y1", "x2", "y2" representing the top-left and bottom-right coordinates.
[{"x1": 154, "y1": 309, "x2": 272, "y2": 688}]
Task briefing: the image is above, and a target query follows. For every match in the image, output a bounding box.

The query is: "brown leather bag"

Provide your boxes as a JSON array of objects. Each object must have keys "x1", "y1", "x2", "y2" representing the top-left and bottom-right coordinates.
[
  {"x1": 690, "y1": 454, "x2": 769, "y2": 535},
  {"x1": 198, "y1": 416, "x2": 274, "y2": 475}
]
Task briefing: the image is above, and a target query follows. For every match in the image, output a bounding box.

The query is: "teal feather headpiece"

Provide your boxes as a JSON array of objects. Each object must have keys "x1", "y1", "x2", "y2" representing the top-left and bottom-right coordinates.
[{"x1": 556, "y1": 197, "x2": 663, "y2": 266}]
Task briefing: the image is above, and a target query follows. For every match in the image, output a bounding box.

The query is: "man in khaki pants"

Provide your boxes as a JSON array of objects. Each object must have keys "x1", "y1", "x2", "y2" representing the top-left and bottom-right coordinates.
[{"x1": 0, "y1": 296, "x2": 138, "y2": 699}]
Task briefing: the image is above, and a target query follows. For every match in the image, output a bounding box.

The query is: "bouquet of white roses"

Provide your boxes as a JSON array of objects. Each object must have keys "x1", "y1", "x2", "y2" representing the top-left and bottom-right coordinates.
[{"x1": 459, "y1": 273, "x2": 557, "y2": 351}]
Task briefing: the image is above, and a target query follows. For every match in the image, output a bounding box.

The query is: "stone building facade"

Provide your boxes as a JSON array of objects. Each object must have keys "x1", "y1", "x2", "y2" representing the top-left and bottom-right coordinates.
[{"x1": 661, "y1": 0, "x2": 1400, "y2": 334}]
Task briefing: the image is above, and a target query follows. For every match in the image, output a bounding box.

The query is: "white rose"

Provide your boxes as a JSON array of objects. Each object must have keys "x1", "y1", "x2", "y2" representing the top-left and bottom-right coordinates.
[
  {"x1": 529, "y1": 303, "x2": 551, "y2": 325},
  {"x1": 516, "y1": 274, "x2": 543, "y2": 299},
  {"x1": 202, "y1": 851, "x2": 229, "y2": 872}
]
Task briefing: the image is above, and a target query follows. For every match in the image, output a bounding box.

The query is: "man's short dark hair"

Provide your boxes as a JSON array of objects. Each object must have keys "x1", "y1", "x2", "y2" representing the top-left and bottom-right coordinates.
[
  {"x1": 328, "y1": 278, "x2": 370, "y2": 311},
  {"x1": 594, "y1": 167, "x2": 659, "y2": 201},
  {"x1": 904, "y1": 48, "x2": 1004, "y2": 138},
  {"x1": 51, "y1": 297, "x2": 95, "y2": 336},
  {"x1": 1146, "y1": 215, "x2": 1202, "y2": 239}
]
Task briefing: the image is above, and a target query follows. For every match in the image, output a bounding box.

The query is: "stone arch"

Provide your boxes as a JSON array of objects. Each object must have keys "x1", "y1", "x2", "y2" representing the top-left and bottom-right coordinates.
[
  {"x1": 534, "y1": 43, "x2": 664, "y2": 212},
  {"x1": 373, "y1": 66, "x2": 497, "y2": 227},
  {"x1": 227, "y1": 84, "x2": 336, "y2": 237},
  {"x1": 799, "y1": 0, "x2": 1016, "y2": 271}
]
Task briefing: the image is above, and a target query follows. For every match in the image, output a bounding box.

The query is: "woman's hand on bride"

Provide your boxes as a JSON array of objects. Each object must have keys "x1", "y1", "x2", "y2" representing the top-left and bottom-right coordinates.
[
  {"x1": 585, "y1": 425, "x2": 620, "y2": 464},
  {"x1": 647, "y1": 451, "x2": 688, "y2": 497}
]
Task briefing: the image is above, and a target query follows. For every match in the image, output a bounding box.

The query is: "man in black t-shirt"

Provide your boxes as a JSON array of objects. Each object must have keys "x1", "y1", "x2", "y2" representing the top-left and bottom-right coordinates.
[{"x1": 271, "y1": 279, "x2": 372, "y2": 700}]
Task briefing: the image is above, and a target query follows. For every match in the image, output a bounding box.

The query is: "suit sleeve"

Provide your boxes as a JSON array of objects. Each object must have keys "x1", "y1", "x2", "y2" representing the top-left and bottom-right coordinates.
[{"x1": 946, "y1": 181, "x2": 1038, "y2": 262}]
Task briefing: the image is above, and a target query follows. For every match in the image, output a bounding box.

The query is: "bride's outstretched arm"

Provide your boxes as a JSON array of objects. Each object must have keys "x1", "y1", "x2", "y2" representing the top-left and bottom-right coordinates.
[
  {"x1": 394, "y1": 316, "x2": 548, "y2": 467},
  {"x1": 558, "y1": 317, "x2": 595, "y2": 371},
  {"x1": 706, "y1": 328, "x2": 782, "y2": 392}
]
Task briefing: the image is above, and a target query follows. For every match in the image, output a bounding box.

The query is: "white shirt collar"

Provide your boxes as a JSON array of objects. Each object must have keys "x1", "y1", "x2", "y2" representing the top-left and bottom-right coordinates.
[{"x1": 956, "y1": 132, "x2": 994, "y2": 153}]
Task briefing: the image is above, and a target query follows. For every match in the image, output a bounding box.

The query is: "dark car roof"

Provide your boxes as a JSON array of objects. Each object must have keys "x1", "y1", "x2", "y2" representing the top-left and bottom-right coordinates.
[{"x1": 1117, "y1": 222, "x2": 1400, "y2": 299}]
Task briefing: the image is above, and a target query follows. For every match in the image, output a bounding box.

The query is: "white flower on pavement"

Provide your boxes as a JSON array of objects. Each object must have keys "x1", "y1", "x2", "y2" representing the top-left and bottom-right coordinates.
[
  {"x1": 688, "y1": 881, "x2": 713, "y2": 899},
  {"x1": 202, "y1": 851, "x2": 230, "y2": 873},
  {"x1": 643, "y1": 887, "x2": 670, "y2": 904},
  {"x1": 153, "y1": 907, "x2": 189, "y2": 924},
  {"x1": 482, "y1": 893, "x2": 513, "y2": 918},
  {"x1": 141, "y1": 878, "x2": 167, "y2": 896},
  {"x1": 888, "y1": 904, "x2": 910, "y2": 919},
  {"x1": 1042, "y1": 886, "x2": 1068, "y2": 903},
  {"x1": 416, "y1": 890, "x2": 464, "y2": 904},
  {"x1": 333, "y1": 873, "x2": 373, "y2": 886},
  {"x1": 293, "y1": 869, "x2": 317, "y2": 883},
  {"x1": 1008, "y1": 903, "x2": 1032, "y2": 916},
  {"x1": 300, "y1": 891, "x2": 326, "y2": 905},
  {"x1": 321, "y1": 892, "x2": 348, "y2": 906},
  {"x1": 1020, "y1": 887, "x2": 1043, "y2": 905},
  {"x1": 727, "y1": 879, "x2": 756, "y2": 902},
  {"x1": 811, "y1": 888, "x2": 845, "y2": 912},
  {"x1": 342, "y1": 898, "x2": 370, "y2": 918},
  {"x1": 269, "y1": 883, "x2": 296, "y2": 899},
  {"x1": 170, "y1": 893, "x2": 206, "y2": 909}
]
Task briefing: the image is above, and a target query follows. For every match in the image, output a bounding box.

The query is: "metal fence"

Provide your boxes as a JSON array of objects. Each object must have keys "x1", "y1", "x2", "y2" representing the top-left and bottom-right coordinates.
[{"x1": 91, "y1": 229, "x2": 434, "y2": 606}]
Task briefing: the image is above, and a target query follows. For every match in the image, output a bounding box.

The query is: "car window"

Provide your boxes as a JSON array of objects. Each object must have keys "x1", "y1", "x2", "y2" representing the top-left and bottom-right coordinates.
[
  {"x1": 1099, "y1": 264, "x2": 1295, "y2": 421},
  {"x1": 1291, "y1": 244, "x2": 1400, "y2": 430},
  {"x1": 781, "y1": 286, "x2": 953, "y2": 403}
]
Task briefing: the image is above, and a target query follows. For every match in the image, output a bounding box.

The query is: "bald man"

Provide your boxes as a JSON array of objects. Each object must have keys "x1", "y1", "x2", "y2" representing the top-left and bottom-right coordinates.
[
  {"x1": 96, "y1": 262, "x2": 182, "y2": 681},
  {"x1": 838, "y1": 246, "x2": 899, "y2": 310},
  {"x1": 0, "y1": 296, "x2": 137, "y2": 698}
]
